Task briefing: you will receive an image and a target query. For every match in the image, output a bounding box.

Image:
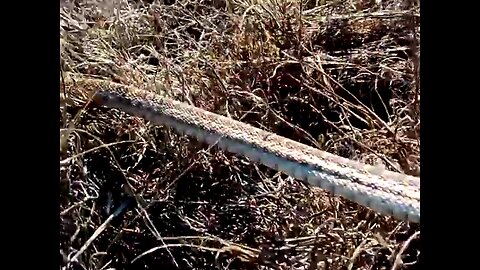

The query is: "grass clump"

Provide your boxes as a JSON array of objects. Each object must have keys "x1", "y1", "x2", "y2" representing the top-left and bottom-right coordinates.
[{"x1": 60, "y1": 0, "x2": 420, "y2": 269}]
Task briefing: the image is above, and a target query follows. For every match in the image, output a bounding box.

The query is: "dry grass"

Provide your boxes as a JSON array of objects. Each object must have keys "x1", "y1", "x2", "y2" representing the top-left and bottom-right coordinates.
[{"x1": 60, "y1": 0, "x2": 420, "y2": 269}]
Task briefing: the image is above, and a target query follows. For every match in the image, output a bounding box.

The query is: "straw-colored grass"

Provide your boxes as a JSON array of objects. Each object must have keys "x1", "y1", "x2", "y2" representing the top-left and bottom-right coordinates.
[{"x1": 60, "y1": 0, "x2": 420, "y2": 269}]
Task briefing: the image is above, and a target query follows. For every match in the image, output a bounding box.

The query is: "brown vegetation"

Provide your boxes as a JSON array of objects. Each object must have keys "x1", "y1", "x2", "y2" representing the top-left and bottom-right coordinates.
[{"x1": 60, "y1": 0, "x2": 420, "y2": 269}]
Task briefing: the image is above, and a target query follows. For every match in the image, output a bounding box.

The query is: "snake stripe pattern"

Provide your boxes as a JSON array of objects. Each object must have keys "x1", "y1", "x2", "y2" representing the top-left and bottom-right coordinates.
[{"x1": 62, "y1": 77, "x2": 420, "y2": 223}]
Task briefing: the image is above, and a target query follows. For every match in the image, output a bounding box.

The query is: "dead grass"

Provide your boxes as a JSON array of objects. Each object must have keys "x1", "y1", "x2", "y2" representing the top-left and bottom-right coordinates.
[{"x1": 60, "y1": 0, "x2": 420, "y2": 269}]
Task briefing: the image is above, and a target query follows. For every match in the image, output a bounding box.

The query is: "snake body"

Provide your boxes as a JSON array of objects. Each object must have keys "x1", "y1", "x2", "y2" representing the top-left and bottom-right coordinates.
[{"x1": 62, "y1": 77, "x2": 420, "y2": 223}]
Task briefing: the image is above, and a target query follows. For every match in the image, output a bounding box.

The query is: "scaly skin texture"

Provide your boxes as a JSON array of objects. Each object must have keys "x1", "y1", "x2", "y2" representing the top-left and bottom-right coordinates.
[{"x1": 61, "y1": 75, "x2": 420, "y2": 223}]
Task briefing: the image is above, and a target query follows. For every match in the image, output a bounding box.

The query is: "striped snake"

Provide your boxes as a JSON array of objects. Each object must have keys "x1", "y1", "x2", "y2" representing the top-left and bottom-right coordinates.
[{"x1": 61, "y1": 76, "x2": 420, "y2": 223}]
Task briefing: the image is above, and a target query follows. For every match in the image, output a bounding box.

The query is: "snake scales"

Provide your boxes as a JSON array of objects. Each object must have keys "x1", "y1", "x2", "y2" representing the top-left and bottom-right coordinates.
[{"x1": 61, "y1": 76, "x2": 420, "y2": 223}]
